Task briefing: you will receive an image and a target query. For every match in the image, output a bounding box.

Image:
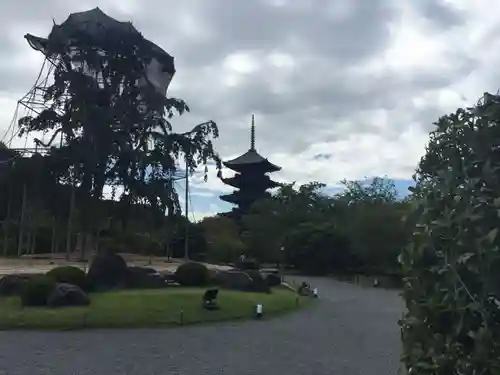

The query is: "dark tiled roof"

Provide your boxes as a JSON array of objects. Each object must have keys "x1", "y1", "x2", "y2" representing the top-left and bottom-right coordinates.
[
  {"x1": 221, "y1": 176, "x2": 281, "y2": 189},
  {"x1": 223, "y1": 150, "x2": 281, "y2": 172}
]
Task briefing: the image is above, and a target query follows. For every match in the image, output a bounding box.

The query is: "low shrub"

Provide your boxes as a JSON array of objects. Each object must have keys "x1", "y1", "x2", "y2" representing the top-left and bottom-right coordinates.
[
  {"x1": 175, "y1": 262, "x2": 209, "y2": 286},
  {"x1": 125, "y1": 266, "x2": 165, "y2": 289},
  {"x1": 235, "y1": 259, "x2": 260, "y2": 271},
  {"x1": 46, "y1": 266, "x2": 88, "y2": 290},
  {"x1": 0, "y1": 274, "x2": 35, "y2": 296},
  {"x1": 87, "y1": 252, "x2": 128, "y2": 290},
  {"x1": 21, "y1": 275, "x2": 56, "y2": 307},
  {"x1": 213, "y1": 270, "x2": 253, "y2": 291},
  {"x1": 264, "y1": 273, "x2": 282, "y2": 287},
  {"x1": 245, "y1": 270, "x2": 271, "y2": 293}
]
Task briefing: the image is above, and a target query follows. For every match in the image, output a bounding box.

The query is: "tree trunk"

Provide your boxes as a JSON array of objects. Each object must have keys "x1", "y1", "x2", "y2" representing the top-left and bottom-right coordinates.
[
  {"x1": 51, "y1": 216, "x2": 57, "y2": 253},
  {"x1": 26, "y1": 224, "x2": 32, "y2": 255},
  {"x1": 65, "y1": 186, "x2": 75, "y2": 260},
  {"x1": 75, "y1": 232, "x2": 83, "y2": 257},
  {"x1": 17, "y1": 184, "x2": 27, "y2": 257},
  {"x1": 81, "y1": 232, "x2": 94, "y2": 260},
  {"x1": 3, "y1": 201, "x2": 11, "y2": 257},
  {"x1": 30, "y1": 231, "x2": 36, "y2": 255},
  {"x1": 95, "y1": 229, "x2": 101, "y2": 254}
]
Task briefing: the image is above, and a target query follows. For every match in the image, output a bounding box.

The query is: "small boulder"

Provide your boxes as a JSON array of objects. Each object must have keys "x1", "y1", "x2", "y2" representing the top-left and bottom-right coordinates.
[
  {"x1": 47, "y1": 283, "x2": 90, "y2": 308},
  {"x1": 298, "y1": 281, "x2": 313, "y2": 296},
  {"x1": 163, "y1": 271, "x2": 178, "y2": 284}
]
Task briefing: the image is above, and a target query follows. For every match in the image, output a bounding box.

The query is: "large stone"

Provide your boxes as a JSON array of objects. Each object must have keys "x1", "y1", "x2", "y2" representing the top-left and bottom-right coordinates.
[{"x1": 47, "y1": 283, "x2": 90, "y2": 308}]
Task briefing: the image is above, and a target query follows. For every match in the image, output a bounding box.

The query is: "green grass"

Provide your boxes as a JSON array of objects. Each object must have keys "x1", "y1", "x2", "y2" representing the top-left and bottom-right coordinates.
[{"x1": 0, "y1": 287, "x2": 309, "y2": 330}]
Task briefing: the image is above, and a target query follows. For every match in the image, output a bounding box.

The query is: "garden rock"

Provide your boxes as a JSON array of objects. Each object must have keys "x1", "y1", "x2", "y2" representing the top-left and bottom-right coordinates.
[
  {"x1": 163, "y1": 271, "x2": 177, "y2": 284},
  {"x1": 298, "y1": 281, "x2": 313, "y2": 296},
  {"x1": 47, "y1": 283, "x2": 90, "y2": 308}
]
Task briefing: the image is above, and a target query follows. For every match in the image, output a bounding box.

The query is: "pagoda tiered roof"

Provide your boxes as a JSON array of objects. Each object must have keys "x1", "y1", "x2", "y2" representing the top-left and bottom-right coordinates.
[
  {"x1": 223, "y1": 150, "x2": 281, "y2": 173},
  {"x1": 221, "y1": 173, "x2": 281, "y2": 190},
  {"x1": 219, "y1": 115, "x2": 281, "y2": 219}
]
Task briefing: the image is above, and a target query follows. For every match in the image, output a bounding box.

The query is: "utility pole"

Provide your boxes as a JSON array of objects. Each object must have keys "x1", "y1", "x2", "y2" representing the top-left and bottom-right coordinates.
[{"x1": 183, "y1": 155, "x2": 189, "y2": 260}]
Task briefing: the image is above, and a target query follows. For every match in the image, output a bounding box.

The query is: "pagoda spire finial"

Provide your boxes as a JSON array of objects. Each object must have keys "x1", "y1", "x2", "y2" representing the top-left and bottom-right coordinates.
[{"x1": 250, "y1": 114, "x2": 255, "y2": 151}]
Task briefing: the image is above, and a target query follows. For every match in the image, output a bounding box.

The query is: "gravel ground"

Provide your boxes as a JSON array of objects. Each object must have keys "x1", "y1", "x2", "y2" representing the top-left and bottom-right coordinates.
[{"x1": 0, "y1": 277, "x2": 404, "y2": 375}]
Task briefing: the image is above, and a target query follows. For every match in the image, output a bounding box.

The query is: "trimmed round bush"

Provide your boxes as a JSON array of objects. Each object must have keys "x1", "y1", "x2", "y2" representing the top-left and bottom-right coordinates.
[
  {"x1": 21, "y1": 275, "x2": 56, "y2": 307},
  {"x1": 245, "y1": 270, "x2": 271, "y2": 293},
  {"x1": 125, "y1": 266, "x2": 165, "y2": 289},
  {"x1": 265, "y1": 273, "x2": 282, "y2": 287},
  {"x1": 46, "y1": 266, "x2": 88, "y2": 290},
  {"x1": 87, "y1": 253, "x2": 128, "y2": 290},
  {"x1": 0, "y1": 274, "x2": 34, "y2": 296},
  {"x1": 175, "y1": 262, "x2": 209, "y2": 286},
  {"x1": 235, "y1": 259, "x2": 260, "y2": 271}
]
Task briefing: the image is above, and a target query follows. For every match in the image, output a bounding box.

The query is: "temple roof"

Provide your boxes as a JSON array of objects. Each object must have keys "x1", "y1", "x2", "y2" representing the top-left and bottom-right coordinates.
[
  {"x1": 220, "y1": 190, "x2": 271, "y2": 205},
  {"x1": 222, "y1": 115, "x2": 281, "y2": 173},
  {"x1": 222, "y1": 175, "x2": 281, "y2": 189},
  {"x1": 223, "y1": 150, "x2": 281, "y2": 172}
]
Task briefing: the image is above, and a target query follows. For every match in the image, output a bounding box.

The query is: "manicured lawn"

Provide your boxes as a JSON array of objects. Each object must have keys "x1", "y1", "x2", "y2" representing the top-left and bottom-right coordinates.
[{"x1": 0, "y1": 287, "x2": 308, "y2": 330}]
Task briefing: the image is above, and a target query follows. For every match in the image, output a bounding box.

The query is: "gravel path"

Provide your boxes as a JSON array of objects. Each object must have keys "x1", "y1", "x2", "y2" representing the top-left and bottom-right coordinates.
[{"x1": 0, "y1": 277, "x2": 404, "y2": 375}]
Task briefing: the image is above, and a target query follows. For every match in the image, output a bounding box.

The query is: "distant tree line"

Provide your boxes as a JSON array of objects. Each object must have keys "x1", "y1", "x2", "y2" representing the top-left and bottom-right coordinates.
[{"x1": 200, "y1": 177, "x2": 412, "y2": 277}]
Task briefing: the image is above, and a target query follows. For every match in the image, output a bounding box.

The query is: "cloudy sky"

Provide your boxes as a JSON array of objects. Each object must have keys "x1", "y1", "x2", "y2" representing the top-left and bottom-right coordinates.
[{"x1": 0, "y1": 0, "x2": 498, "y2": 220}]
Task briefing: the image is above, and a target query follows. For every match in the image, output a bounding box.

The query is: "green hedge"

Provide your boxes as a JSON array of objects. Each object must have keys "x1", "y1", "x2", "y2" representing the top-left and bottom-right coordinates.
[{"x1": 400, "y1": 93, "x2": 500, "y2": 374}]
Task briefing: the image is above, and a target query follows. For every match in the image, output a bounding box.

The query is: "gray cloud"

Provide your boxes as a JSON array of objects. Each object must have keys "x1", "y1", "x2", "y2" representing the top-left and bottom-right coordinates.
[
  {"x1": 412, "y1": 0, "x2": 465, "y2": 29},
  {"x1": 0, "y1": 0, "x2": 492, "y2": 200}
]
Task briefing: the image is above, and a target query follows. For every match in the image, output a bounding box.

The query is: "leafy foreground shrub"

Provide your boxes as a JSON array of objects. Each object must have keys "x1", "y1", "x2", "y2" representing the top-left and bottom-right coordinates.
[
  {"x1": 175, "y1": 262, "x2": 209, "y2": 286},
  {"x1": 21, "y1": 275, "x2": 56, "y2": 307},
  {"x1": 87, "y1": 253, "x2": 128, "y2": 291},
  {"x1": 399, "y1": 92, "x2": 500, "y2": 374},
  {"x1": 46, "y1": 266, "x2": 88, "y2": 291}
]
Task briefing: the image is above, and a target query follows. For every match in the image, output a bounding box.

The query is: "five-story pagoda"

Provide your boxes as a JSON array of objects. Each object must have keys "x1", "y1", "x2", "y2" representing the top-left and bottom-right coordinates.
[{"x1": 220, "y1": 115, "x2": 281, "y2": 220}]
